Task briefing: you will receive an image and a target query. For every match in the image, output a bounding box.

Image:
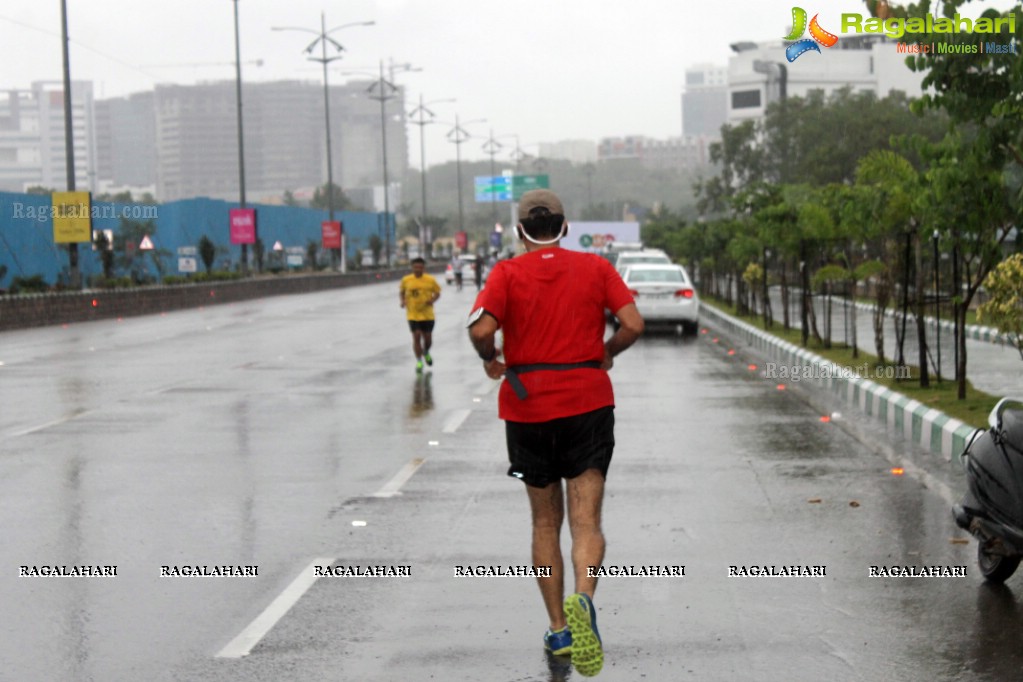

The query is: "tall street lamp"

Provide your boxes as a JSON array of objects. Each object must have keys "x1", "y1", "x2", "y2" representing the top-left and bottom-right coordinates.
[
  {"x1": 367, "y1": 61, "x2": 418, "y2": 267},
  {"x1": 933, "y1": 228, "x2": 941, "y2": 381},
  {"x1": 232, "y1": 0, "x2": 249, "y2": 274},
  {"x1": 273, "y1": 16, "x2": 374, "y2": 272},
  {"x1": 754, "y1": 58, "x2": 789, "y2": 334},
  {"x1": 446, "y1": 115, "x2": 486, "y2": 239},
  {"x1": 344, "y1": 62, "x2": 418, "y2": 266},
  {"x1": 482, "y1": 130, "x2": 519, "y2": 226},
  {"x1": 408, "y1": 95, "x2": 455, "y2": 259},
  {"x1": 59, "y1": 0, "x2": 80, "y2": 289}
]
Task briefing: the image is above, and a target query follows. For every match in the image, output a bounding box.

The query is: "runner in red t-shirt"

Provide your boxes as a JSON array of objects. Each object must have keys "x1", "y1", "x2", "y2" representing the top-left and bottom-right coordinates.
[{"x1": 467, "y1": 189, "x2": 644, "y2": 677}]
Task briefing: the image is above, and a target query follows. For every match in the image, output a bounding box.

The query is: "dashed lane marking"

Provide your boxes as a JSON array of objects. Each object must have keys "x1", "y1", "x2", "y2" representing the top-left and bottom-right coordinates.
[
  {"x1": 6, "y1": 409, "x2": 91, "y2": 437},
  {"x1": 371, "y1": 458, "x2": 426, "y2": 498},
  {"x1": 215, "y1": 557, "x2": 334, "y2": 659},
  {"x1": 442, "y1": 409, "x2": 472, "y2": 433}
]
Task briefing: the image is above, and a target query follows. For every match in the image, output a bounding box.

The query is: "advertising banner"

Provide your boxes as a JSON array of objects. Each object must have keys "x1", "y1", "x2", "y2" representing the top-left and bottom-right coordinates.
[
  {"x1": 52, "y1": 191, "x2": 91, "y2": 243},
  {"x1": 229, "y1": 208, "x2": 256, "y2": 245},
  {"x1": 321, "y1": 220, "x2": 342, "y2": 249}
]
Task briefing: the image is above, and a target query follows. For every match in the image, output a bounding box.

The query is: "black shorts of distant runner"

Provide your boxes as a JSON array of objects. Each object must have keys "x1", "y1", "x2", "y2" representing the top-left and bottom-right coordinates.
[
  {"x1": 505, "y1": 406, "x2": 614, "y2": 488},
  {"x1": 408, "y1": 320, "x2": 436, "y2": 333}
]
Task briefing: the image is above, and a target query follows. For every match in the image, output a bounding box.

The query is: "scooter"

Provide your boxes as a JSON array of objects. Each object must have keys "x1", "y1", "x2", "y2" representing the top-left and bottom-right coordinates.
[{"x1": 953, "y1": 398, "x2": 1023, "y2": 583}]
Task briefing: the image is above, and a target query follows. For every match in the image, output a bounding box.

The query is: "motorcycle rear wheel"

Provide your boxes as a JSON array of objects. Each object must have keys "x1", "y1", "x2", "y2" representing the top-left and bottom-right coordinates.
[{"x1": 978, "y1": 543, "x2": 1022, "y2": 583}]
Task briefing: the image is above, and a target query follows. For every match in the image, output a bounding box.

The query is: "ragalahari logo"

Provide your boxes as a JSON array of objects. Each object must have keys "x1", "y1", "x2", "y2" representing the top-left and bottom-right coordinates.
[{"x1": 784, "y1": 7, "x2": 839, "y2": 62}]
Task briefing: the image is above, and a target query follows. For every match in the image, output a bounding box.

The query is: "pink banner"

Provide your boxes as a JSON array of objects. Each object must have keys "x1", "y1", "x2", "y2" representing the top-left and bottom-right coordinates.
[
  {"x1": 229, "y1": 208, "x2": 256, "y2": 245},
  {"x1": 321, "y1": 221, "x2": 342, "y2": 250}
]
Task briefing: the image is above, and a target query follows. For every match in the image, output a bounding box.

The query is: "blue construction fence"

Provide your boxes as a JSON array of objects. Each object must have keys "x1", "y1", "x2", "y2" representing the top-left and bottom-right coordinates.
[{"x1": 0, "y1": 191, "x2": 393, "y2": 287}]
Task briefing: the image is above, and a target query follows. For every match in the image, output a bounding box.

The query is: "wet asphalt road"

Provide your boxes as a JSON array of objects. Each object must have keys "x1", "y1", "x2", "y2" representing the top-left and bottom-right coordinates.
[{"x1": 2, "y1": 280, "x2": 1023, "y2": 681}]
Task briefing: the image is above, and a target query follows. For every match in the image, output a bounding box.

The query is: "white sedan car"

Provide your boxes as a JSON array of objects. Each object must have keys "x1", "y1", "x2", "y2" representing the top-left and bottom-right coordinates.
[
  {"x1": 615, "y1": 249, "x2": 671, "y2": 277},
  {"x1": 620, "y1": 263, "x2": 699, "y2": 334}
]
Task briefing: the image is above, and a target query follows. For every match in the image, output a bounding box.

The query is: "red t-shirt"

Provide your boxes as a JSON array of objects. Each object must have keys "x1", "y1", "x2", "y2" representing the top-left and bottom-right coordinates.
[{"x1": 471, "y1": 248, "x2": 634, "y2": 423}]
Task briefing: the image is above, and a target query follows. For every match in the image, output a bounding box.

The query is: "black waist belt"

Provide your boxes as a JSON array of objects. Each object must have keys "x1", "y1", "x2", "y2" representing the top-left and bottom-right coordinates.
[{"x1": 505, "y1": 361, "x2": 602, "y2": 400}]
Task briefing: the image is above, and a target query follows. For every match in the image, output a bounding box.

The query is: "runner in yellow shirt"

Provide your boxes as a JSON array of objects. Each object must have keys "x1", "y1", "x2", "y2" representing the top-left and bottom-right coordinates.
[{"x1": 399, "y1": 257, "x2": 442, "y2": 373}]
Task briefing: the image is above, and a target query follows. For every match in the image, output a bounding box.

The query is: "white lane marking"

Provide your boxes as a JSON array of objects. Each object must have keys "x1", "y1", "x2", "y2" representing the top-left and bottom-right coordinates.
[
  {"x1": 216, "y1": 557, "x2": 333, "y2": 659},
  {"x1": 478, "y1": 379, "x2": 501, "y2": 395},
  {"x1": 7, "y1": 410, "x2": 90, "y2": 437},
  {"x1": 371, "y1": 458, "x2": 426, "y2": 498},
  {"x1": 442, "y1": 409, "x2": 472, "y2": 434}
]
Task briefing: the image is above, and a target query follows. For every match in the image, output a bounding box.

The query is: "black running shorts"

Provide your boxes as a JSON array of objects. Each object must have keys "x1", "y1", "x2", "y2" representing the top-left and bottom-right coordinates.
[
  {"x1": 505, "y1": 406, "x2": 615, "y2": 488},
  {"x1": 407, "y1": 320, "x2": 435, "y2": 333}
]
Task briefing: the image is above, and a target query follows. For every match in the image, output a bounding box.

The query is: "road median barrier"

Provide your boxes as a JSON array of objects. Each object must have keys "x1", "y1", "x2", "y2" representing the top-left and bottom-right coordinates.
[{"x1": 0, "y1": 266, "x2": 440, "y2": 332}]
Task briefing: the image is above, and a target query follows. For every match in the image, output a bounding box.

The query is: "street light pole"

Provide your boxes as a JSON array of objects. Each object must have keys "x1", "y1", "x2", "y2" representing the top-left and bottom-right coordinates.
[
  {"x1": 408, "y1": 95, "x2": 455, "y2": 259},
  {"x1": 59, "y1": 0, "x2": 79, "y2": 289},
  {"x1": 273, "y1": 17, "x2": 374, "y2": 273},
  {"x1": 446, "y1": 115, "x2": 486, "y2": 239},
  {"x1": 232, "y1": 0, "x2": 248, "y2": 274},
  {"x1": 933, "y1": 229, "x2": 941, "y2": 382},
  {"x1": 753, "y1": 59, "x2": 789, "y2": 332},
  {"x1": 367, "y1": 60, "x2": 402, "y2": 268},
  {"x1": 482, "y1": 129, "x2": 503, "y2": 225}
]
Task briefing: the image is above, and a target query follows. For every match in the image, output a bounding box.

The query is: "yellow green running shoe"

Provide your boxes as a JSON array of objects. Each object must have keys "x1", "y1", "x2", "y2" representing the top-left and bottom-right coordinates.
[{"x1": 564, "y1": 593, "x2": 603, "y2": 676}]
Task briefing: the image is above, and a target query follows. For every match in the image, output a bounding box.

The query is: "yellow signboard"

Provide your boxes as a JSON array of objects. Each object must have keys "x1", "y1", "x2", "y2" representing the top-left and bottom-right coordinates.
[{"x1": 52, "y1": 191, "x2": 92, "y2": 243}]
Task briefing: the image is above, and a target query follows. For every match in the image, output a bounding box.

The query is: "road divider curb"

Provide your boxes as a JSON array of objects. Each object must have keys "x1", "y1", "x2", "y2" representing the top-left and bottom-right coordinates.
[{"x1": 702, "y1": 303, "x2": 977, "y2": 464}]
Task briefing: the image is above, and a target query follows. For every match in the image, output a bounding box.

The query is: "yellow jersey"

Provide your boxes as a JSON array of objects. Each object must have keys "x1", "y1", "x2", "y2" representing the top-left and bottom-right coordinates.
[{"x1": 400, "y1": 273, "x2": 441, "y2": 321}]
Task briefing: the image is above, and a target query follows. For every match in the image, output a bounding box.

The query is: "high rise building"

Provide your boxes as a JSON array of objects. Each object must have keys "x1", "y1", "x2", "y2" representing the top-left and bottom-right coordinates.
[
  {"x1": 597, "y1": 135, "x2": 710, "y2": 172},
  {"x1": 0, "y1": 81, "x2": 96, "y2": 193},
  {"x1": 95, "y1": 91, "x2": 156, "y2": 192},
  {"x1": 682, "y1": 64, "x2": 728, "y2": 139},
  {"x1": 146, "y1": 79, "x2": 408, "y2": 203},
  {"x1": 726, "y1": 36, "x2": 923, "y2": 127},
  {"x1": 538, "y1": 140, "x2": 597, "y2": 165}
]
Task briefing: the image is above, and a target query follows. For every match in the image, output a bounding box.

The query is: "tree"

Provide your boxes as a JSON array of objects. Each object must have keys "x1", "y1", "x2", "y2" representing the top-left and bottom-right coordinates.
[
  {"x1": 917, "y1": 132, "x2": 1015, "y2": 398},
  {"x1": 899, "y1": 0, "x2": 1023, "y2": 397},
  {"x1": 311, "y1": 183, "x2": 353, "y2": 212},
  {"x1": 198, "y1": 235, "x2": 216, "y2": 274},
  {"x1": 253, "y1": 238, "x2": 265, "y2": 273},
  {"x1": 853, "y1": 150, "x2": 920, "y2": 367},
  {"x1": 113, "y1": 218, "x2": 168, "y2": 284},
  {"x1": 368, "y1": 235, "x2": 383, "y2": 267},
  {"x1": 978, "y1": 253, "x2": 1023, "y2": 360},
  {"x1": 695, "y1": 120, "x2": 765, "y2": 218},
  {"x1": 763, "y1": 88, "x2": 944, "y2": 185},
  {"x1": 92, "y1": 230, "x2": 115, "y2": 279},
  {"x1": 306, "y1": 240, "x2": 319, "y2": 271}
]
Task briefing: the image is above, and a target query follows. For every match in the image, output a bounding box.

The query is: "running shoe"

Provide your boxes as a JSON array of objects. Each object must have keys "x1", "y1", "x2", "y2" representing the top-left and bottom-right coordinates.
[
  {"x1": 416, "y1": 360, "x2": 423, "y2": 373},
  {"x1": 543, "y1": 627, "x2": 572, "y2": 656},
  {"x1": 424, "y1": 352, "x2": 433, "y2": 366},
  {"x1": 564, "y1": 593, "x2": 603, "y2": 676}
]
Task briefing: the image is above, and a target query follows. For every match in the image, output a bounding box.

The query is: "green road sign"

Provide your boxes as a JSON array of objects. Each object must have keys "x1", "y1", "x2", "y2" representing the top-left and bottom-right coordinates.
[
  {"x1": 511, "y1": 174, "x2": 549, "y2": 199},
  {"x1": 474, "y1": 174, "x2": 550, "y2": 202}
]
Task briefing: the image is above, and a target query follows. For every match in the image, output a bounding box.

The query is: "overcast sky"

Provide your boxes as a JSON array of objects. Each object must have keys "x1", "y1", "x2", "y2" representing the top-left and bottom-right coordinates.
[{"x1": 1, "y1": 0, "x2": 1016, "y2": 169}]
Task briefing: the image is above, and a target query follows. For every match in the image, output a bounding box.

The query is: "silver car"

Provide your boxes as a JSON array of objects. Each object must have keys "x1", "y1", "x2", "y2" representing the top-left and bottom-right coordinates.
[
  {"x1": 621, "y1": 263, "x2": 700, "y2": 334},
  {"x1": 615, "y1": 249, "x2": 671, "y2": 277}
]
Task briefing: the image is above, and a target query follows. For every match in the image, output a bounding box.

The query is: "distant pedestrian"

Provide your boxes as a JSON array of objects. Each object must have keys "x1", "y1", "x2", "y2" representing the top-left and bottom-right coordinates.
[
  {"x1": 466, "y1": 189, "x2": 644, "y2": 677},
  {"x1": 452, "y1": 254, "x2": 464, "y2": 291},
  {"x1": 473, "y1": 254, "x2": 483, "y2": 291},
  {"x1": 400, "y1": 257, "x2": 441, "y2": 373}
]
